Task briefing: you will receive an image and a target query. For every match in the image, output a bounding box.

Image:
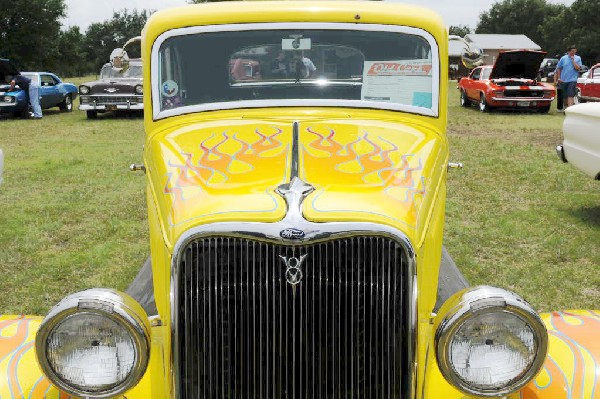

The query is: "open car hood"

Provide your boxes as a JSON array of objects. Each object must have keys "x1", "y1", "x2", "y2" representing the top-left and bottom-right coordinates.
[
  {"x1": 0, "y1": 58, "x2": 20, "y2": 79},
  {"x1": 490, "y1": 50, "x2": 547, "y2": 80}
]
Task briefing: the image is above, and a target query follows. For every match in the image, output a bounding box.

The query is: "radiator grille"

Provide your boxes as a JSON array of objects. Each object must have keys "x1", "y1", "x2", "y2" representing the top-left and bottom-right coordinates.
[
  {"x1": 504, "y1": 90, "x2": 544, "y2": 98},
  {"x1": 176, "y1": 235, "x2": 409, "y2": 399},
  {"x1": 83, "y1": 95, "x2": 142, "y2": 104}
]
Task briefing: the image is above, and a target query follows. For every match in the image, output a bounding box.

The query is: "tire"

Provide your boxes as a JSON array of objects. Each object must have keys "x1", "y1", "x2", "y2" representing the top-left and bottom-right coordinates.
[
  {"x1": 479, "y1": 93, "x2": 491, "y2": 112},
  {"x1": 575, "y1": 89, "x2": 585, "y2": 104},
  {"x1": 59, "y1": 94, "x2": 73, "y2": 112},
  {"x1": 86, "y1": 110, "x2": 98, "y2": 119},
  {"x1": 538, "y1": 105, "x2": 550, "y2": 114},
  {"x1": 17, "y1": 107, "x2": 30, "y2": 119},
  {"x1": 460, "y1": 90, "x2": 471, "y2": 107}
]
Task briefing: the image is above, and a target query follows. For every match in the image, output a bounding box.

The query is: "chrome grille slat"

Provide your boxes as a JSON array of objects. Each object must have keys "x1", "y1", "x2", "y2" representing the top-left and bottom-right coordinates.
[{"x1": 177, "y1": 235, "x2": 408, "y2": 398}]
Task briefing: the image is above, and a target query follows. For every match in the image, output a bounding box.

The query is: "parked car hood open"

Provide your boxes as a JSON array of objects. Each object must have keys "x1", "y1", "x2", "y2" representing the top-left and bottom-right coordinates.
[
  {"x1": 146, "y1": 115, "x2": 445, "y2": 249},
  {"x1": 490, "y1": 50, "x2": 547, "y2": 80},
  {"x1": 0, "y1": 58, "x2": 20, "y2": 83}
]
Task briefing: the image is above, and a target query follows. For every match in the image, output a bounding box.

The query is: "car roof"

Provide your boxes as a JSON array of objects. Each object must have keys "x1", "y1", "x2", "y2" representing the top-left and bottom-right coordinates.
[{"x1": 145, "y1": 1, "x2": 446, "y2": 46}]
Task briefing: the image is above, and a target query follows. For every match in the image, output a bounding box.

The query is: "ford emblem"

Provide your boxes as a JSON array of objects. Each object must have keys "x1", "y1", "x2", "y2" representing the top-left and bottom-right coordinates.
[{"x1": 280, "y1": 228, "x2": 305, "y2": 240}]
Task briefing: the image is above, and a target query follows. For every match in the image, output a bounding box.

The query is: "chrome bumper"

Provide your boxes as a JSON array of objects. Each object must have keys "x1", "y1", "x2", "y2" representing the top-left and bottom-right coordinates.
[
  {"x1": 79, "y1": 103, "x2": 144, "y2": 111},
  {"x1": 491, "y1": 97, "x2": 554, "y2": 102}
]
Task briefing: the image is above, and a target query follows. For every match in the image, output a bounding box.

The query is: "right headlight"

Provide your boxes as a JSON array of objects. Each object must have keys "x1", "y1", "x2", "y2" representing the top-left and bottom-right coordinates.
[
  {"x1": 35, "y1": 289, "x2": 150, "y2": 398},
  {"x1": 434, "y1": 286, "x2": 548, "y2": 397},
  {"x1": 79, "y1": 85, "x2": 90, "y2": 95}
]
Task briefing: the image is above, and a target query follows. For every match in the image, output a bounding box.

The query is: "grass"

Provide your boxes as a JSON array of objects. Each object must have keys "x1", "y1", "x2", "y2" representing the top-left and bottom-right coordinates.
[{"x1": 0, "y1": 80, "x2": 597, "y2": 315}]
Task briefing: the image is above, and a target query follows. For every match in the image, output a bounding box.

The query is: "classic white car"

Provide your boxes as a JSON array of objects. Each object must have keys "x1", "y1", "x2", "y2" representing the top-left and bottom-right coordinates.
[{"x1": 557, "y1": 102, "x2": 600, "y2": 179}]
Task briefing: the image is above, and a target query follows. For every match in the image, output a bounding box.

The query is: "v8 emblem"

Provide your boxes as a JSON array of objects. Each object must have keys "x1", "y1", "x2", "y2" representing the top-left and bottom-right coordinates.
[{"x1": 279, "y1": 254, "x2": 308, "y2": 286}]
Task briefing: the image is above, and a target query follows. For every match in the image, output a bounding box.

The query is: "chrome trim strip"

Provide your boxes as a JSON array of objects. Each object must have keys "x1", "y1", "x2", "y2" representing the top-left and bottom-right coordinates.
[
  {"x1": 170, "y1": 221, "x2": 417, "y2": 399},
  {"x1": 151, "y1": 22, "x2": 441, "y2": 120}
]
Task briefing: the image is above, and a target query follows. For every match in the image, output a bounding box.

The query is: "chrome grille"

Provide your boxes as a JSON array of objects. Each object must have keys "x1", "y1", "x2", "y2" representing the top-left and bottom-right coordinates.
[
  {"x1": 504, "y1": 90, "x2": 544, "y2": 98},
  {"x1": 83, "y1": 95, "x2": 142, "y2": 104},
  {"x1": 175, "y1": 235, "x2": 409, "y2": 398}
]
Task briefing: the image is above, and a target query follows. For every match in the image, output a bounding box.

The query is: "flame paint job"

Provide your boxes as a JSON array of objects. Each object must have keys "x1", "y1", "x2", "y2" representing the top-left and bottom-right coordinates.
[
  {"x1": 148, "y1": 117, "x2": 444, "y2": 250},
  {"x1": 0, "y1": 315, "x2": 70, "y2": 399},
  {"x1": 521, "y1": 310, "x2": 600, "y2": 399},
  {"x1": 301, "y1": 122, "x2": 434, "y2": 230}
]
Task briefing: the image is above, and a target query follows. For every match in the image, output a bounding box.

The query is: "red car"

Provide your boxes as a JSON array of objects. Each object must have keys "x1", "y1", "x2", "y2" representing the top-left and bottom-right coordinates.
[
  {"x1": 458, "y1": 50, "x2": 555, "y2": 113},
  {"x1": 576, "y1": 63, "x2": 600, "y2": 103}
]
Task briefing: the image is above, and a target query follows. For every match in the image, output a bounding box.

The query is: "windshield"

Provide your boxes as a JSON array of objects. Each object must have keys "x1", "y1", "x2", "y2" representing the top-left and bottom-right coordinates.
[
  {"x1": 481, "y1": 67, "x2": 492, "y2": 80},
  {"x1": 154, "y1": 24, "x2": 439, "y2": 118},
  {"x1": 100, "y1": 63, "x2": 143, "y2": 79}
]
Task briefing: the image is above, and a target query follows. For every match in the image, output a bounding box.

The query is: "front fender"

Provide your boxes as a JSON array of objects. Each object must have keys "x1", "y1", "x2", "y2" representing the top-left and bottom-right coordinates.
[
  {"x1": 521, "y1": 310, "x2": 600, "y2": 399},
  {"x1": 0, "y1": 315, "x2": 155, "y2": 399},
  {"x1": 0, "y1": 315, "x2": 67, "y2": 398}
]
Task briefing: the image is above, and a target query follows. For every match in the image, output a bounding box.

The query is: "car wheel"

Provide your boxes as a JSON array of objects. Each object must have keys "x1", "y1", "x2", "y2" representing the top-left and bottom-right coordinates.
[
  {"x1": 86, "y1": 110, "x2": 98, "y2": 119},
  {"x1": 479, "y1": 93, "x2": 491, "y2": 112},
  {"x1": 460, "y1": 90, "x2": 471, "y2": 107},
  {"x1": 575, "y1": 89, "x2": 585, "y2": 104},
  {"x1": 538, "y1": 105, "x2": 550, "y2": 113},
  {"x1": 17, "y1": 107, "x2": 30, "y2": 119},
  {"x1": 59, "y1": 95, "x2": 73, "y2": 112}
]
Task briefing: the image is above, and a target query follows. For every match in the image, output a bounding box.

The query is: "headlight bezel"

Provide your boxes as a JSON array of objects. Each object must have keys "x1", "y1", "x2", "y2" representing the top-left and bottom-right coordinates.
[
  {"x1": 3, "y1": 95, "x2": 15, "y2": 103},
  {"x1": 134, "y1": 84, "x2": 143, "y2": 95},
  {"x1": 35, "y1": 289, "x2": 151, "y2": 399},
  {"x1": 79, "y1": 85, "x2": 90, "y2": 95},
  {"x1": 434, "y1": 286, "x2": 548, "y2": 397}
]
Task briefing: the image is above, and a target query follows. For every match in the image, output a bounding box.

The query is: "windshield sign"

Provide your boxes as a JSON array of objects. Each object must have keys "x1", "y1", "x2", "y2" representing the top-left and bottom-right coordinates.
[{"x1": 153, "y1": 24, "x2": 439, "y2": 118}]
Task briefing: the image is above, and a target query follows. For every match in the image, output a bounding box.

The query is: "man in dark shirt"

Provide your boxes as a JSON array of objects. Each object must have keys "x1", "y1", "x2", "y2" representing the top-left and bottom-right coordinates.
[{"x1": 9, "y1": 74, "x2": 42, "y2": 119}]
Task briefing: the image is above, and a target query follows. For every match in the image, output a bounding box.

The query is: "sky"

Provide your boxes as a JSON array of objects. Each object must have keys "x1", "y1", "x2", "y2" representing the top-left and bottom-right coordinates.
[{"x1": 62, "y1": 0, "x2": 575, "y2": 32}]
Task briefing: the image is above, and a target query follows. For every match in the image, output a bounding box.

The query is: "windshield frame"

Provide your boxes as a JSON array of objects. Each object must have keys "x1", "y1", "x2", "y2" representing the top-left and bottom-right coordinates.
[{"x1": 151, "y1": 22, "x2": 440, "y2": 120}]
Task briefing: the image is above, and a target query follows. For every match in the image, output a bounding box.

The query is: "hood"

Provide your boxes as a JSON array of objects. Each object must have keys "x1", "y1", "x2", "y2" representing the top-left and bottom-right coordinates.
[
  {"x1": 82, "y1": 78, "x2": 142, "y2": 94},
  {"x1": 147, "y1": 116, "x2": 446, "y2": 249},
  {"x1": 490, "y1": 50, "x2": 547, "y2": 80},
  {"x1": 0, "y1": 59, "x2": 20, "y2": 82}
]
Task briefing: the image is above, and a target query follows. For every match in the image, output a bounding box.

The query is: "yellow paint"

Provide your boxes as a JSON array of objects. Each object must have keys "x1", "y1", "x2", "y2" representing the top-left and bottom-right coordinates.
[{"x1": 4, "y1": 2, "x2": 596, "y2": 399}]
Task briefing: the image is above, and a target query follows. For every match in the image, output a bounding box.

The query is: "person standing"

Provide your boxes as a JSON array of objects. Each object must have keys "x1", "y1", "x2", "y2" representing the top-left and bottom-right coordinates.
[
  {"x1": 9, "y1": 74, "x2": 42, "y2": 119},
  {"x1": 555, "y1": 45, "x2": 583, "y2": 110}
]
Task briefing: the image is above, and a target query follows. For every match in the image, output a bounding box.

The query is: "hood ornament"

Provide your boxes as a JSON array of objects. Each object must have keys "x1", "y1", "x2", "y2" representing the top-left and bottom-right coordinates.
[
  {"x1": 276, "y1": 121, "x2": 315, "y2": 227},
  {"x1": 104, "y1": 87, "x2": 119, "y2": 93}
]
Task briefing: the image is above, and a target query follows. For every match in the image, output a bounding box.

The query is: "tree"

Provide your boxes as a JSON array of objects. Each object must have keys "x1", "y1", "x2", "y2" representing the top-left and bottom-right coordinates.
[
  {"x1": 449, "y1": 25, "x2": 471, "y2": 38},
  {"x1": 561, "y1": 0, "x2": 600, "y2": 64},
  {"x1": 82, "y1": 9, "x2": 149, "y2": 72},
  {"x1": 0, "y1": 0, "x2": 66, "y2": 70},
  {"x1": 476, "y1": 0, "x2": 554, "y2": 50}
]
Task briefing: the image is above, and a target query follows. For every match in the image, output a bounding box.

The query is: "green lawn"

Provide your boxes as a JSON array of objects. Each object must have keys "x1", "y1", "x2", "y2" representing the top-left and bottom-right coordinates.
[{"x1": 0, "y1": 81, "x2": 597, "y2": 315}]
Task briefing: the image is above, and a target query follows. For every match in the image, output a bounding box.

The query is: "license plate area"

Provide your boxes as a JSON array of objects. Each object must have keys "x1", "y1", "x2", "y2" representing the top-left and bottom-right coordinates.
[
  {"x1": 518, "y1": 101, "x2": 530, "y2": 107},
  {"x1": 107, "y1": 105, "x2": 117, "y2": 111}
]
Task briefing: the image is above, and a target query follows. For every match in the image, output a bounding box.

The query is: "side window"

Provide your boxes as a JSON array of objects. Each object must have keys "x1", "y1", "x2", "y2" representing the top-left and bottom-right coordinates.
[
  {"x1": 471, "y1": 68, "x2": 481, "y2": 80},
  {"x1": 40, "y1": 75, "x2": 56, "y2": 87}
]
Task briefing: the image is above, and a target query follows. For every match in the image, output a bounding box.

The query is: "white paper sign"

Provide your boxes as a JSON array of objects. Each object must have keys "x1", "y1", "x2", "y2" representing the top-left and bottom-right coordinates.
[{"x1": 361, "y1": 59, "x2": 433, "y2": 108}]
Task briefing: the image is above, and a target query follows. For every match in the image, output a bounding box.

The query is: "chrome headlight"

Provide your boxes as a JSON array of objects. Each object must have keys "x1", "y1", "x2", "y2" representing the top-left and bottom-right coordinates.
[
  {"x1": 79, "y1": 85, "x2": 90, "y2": 95},
  {"x1": 434, "y1": 286, "x2": 547, "y2": 397},
  {"x1": 3, "y1": 95, "x2": 14, "y2": 103},
  {"x1": 134, "y1": 84, "x2": 143, "y2": 95},
  {"x1": 35, "y1": 289, "x2": 150, "y2": 398}
]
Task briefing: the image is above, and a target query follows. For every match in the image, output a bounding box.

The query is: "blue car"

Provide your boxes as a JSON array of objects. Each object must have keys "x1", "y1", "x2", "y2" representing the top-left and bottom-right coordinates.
[{"x1": 0, "y1": 58, "x2": 78, "y2": 118}]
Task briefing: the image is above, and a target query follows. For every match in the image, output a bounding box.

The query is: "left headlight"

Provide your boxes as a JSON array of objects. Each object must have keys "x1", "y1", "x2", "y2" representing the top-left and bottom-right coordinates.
[
  {"x1": 434, "y1": 286, "x2": 547, "y2": 397},
  {"x1": 134, "y1": 84, "x2": 143, "y2": 94},
  {"x1": 35, "y1": 289, "x2": 150, "y2": 398},
  {"x1": 3, "y1": 95, "x2": 14, "y2": 103}
]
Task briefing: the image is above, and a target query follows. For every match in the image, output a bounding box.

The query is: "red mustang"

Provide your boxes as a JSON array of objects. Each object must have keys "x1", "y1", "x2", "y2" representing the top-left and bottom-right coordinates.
[
  {"x1": 458, "y1": 50, "x2": 555, "y2": 113},
  {"x1": 576, "y1": 63, "x2": 600, "y2": 103}
]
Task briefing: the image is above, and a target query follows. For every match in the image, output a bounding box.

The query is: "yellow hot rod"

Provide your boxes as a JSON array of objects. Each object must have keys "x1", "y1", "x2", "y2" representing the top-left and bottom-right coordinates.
[{"x1": 1, "y1": 2, "x2": 598, "y2": 399}]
